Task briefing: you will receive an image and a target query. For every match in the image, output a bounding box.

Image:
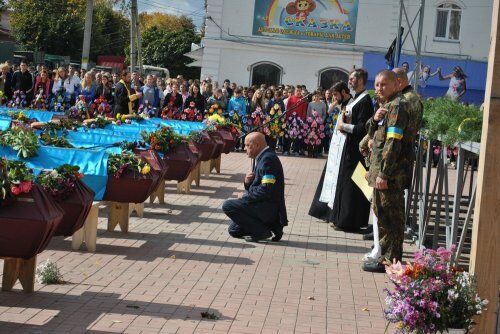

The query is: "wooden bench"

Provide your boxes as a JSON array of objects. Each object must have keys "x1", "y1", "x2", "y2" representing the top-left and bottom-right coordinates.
[{"x1": 1, "y1": 256, "x2": 36, "y2": 293}]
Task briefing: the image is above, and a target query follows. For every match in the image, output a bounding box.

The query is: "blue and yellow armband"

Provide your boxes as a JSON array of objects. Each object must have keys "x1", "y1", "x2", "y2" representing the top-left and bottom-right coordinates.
[
  {"x1": 261, "y1": 175, "x2": 276, "y2": 185},
  {"x1": 387, "y1": 127, "x2": 403, "y2": 140}
]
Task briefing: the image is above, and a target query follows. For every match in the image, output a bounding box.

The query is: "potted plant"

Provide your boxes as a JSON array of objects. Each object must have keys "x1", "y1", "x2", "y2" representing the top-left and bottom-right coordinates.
[
  {"x1": 37, "y1": 165, "x2": 94, "y2": 236},
  {"x1": 384, "y1": 246, "x2": 488, "y2": 334}
]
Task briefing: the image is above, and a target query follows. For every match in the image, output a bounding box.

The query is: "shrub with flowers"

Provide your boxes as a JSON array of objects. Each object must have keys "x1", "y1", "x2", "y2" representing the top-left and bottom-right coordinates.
[
  {"x1": 248, "y1": 106, "x2": 265, "y2": 131},
  {"x1": 92, "y1": 96, "x2": 112, "y2": 118},
  {"x1": 7, "y1": 90, "x2": 28, "y2": 109},
  {"x1": 206, "y1": 103, "x2": 224, "y2": 119},
  {"x1": 263, "y1": 103, "x2": 286, "y2": 139},
  {"x1": 384, "y1": 246, "x2": 488, "y2": 334},
  {"x1": 284, "y1": 112, "x2": 304, "y2": 142},
  {"x1": 141, "y1": 126, "x2": 182, "y2": 154},
  {"x1": 180, "y1": 101, "x2": 203, "y2": 122},
  {"x1": 37, "y1": 165, "x2": 84, "y2": 200},
  {"x1": 107, "y1": 152, "x2": 151, "y2": 178},
  {"x1": 4, "y1": 160, "x2": 34, "y2": 198},
  {"x1": 301, "y1": 111, "x2": 325, "y2": 152}
]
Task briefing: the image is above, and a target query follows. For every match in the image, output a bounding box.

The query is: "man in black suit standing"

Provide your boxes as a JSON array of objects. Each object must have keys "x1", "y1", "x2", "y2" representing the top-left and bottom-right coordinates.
[{"x1": 222, "y1": 132, "x2": 288, "y2": 242}]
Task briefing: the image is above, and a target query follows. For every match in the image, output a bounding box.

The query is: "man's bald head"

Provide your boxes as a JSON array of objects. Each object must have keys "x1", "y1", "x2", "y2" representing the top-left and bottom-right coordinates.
[
  {"x1": 393, "y1": 68, "x2": 409, "y2": 91},
  {"x1": 376, "y1": 69, "x2": 397, "y2": 82},
  {"x1": 245, "y1": 132, "x2": 268, "y2": 158},
  {"x1": 375, "y1": 70, "x2": 399, "y2": 100}
]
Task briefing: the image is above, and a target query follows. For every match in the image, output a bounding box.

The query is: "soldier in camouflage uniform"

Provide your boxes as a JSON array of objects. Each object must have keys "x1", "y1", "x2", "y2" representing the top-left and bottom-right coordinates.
[{"x1": 362, "y1": 70, "x2": 415, "y2": 272}]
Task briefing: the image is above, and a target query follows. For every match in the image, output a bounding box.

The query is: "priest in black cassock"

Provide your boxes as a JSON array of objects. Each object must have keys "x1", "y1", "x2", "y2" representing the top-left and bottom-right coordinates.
[{"x1": 309, "y1": 69, "x2": 373, "y2": 232}]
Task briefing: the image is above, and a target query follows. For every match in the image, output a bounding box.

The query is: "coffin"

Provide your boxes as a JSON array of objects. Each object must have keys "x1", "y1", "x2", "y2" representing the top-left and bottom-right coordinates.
[
  {"x1": 162, "y1": 142, "x2": 198, "y2": 182},
  {"x1": 53, "y1": 179, "x2": 95, "y2": 237},
  {"x1": 133, "y1": 148, "x2": 168, "y2": 193},
  {"x1": 0, "y1": 185, "x2": 64, "y2": 259},
  {"x1": 103, "y1": 169, "x2": 160, "y2": 203},
  {"x1": 207, "y1": 132, "x2": 224, "y2": 159},
  {"x1": 218, "y1": 130, "x2": 238, "y2": 154},
  {"x1": 193, "y1": 131, "x2": 216, "y2": 162}
]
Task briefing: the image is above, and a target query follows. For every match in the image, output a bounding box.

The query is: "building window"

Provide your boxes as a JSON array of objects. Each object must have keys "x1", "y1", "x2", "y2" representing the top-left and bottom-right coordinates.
[
  {"x1": 318, "y1": 68, "x2": 349, "y2": 90},
  {"x1": 435, "y1": 3, "x2": 462, "y2": 41},
  {"x1": 250, "y1": 62, "x2": 282, "y2": 87}
]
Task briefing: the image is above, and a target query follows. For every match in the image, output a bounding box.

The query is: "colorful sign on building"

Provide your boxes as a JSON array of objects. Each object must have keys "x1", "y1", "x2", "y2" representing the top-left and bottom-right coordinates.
[{"x1": 253, "y1": 0, "x2": 359, "y2": 44}]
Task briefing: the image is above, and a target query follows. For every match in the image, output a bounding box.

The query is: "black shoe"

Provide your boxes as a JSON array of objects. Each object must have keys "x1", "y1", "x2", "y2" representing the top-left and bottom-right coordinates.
[
  {"x1": 363, "y1": 232, "x2": 374, "y2": 240},
  {"x1": 362, "y1": 261, "x2": 386, "y2": 273},
  {"x1": 271, "y1": 229, "x2": 283, "y2": 242},
  {"x1": 244, "y1": 231, "x2": 272, "y2": 243}
]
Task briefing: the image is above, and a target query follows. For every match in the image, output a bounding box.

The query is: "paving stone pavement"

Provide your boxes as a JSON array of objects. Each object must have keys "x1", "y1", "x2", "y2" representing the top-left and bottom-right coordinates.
[{"x1": 0, "y1": 153, "x2": 415, "y2": 334}]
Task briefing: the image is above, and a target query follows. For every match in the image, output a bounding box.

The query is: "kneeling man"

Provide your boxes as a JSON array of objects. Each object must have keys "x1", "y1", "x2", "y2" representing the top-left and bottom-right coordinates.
[{"x1": 222, "y1": 132, "x2": 288, "y2": 242}]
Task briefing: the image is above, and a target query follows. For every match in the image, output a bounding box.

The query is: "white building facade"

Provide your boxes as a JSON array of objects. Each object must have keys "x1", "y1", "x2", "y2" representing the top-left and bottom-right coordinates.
[{"x1": 197, "y1": 0, "x2": 492, "y2": 103}]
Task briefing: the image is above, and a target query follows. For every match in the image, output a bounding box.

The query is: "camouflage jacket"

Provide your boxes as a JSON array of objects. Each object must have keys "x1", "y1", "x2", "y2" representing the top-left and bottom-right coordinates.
[{"x1": 367, "y1": 93, "x2": 412, "y2": 190}]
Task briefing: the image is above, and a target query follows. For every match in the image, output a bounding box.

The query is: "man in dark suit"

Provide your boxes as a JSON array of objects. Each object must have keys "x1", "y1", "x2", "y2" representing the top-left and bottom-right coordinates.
[{"x1": 222, "y1": 132, "x2": 288, "y2": 242}]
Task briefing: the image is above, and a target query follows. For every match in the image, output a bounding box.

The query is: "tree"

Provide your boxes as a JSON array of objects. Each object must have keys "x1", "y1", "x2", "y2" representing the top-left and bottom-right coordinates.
[
  {"x1": 8, "y1": 0, "x2": 128, "y2": 61},
  {"x1": 141, "y1": 26, "x2": 201, "y2": 79},
  {"x1": 139, "y1": 12, "x2": 195, "y2": 33}
]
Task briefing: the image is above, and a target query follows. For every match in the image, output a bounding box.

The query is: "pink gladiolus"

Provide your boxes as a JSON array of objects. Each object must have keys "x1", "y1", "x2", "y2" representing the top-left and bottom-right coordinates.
[{"x1": 11, "y1": 186, "x2": 21, "y2": 195}]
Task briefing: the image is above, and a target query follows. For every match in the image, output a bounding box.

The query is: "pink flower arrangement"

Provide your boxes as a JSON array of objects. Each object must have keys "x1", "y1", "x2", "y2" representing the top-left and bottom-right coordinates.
[
  {"x1": 300, "y1": 110, "x2": 325, "y2": 149},
  {"x1": 180, "y1": 101, "x2": 203, "y2": 122},
  {"x1": 285, "y1": 112, "x2": 304, "y2": 141},
  {"x1": 384, "y1": 246, "x2": 488, "y2": 333},
  {"x1": 248, "y1": 106, "x2": 265, "y2": 129}
]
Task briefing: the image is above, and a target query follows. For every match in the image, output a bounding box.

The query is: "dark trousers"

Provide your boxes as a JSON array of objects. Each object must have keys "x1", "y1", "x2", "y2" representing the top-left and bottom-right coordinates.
[
  {"x1": 283, "y1": 138, "x2": 301, "y2": 153},
  {"x1": 222, "y1": 199, "x2": 271, "y2": 238}
]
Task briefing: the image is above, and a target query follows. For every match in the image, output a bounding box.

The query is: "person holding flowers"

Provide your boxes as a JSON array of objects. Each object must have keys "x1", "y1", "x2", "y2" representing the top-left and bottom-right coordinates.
[
  {"x1": 31, "y1": 69, "x2": 52, "y2": 110},
  {"x1": 227, "y1": 88, "x2": 248, "y2": 149},
  {"x1": 185, "y1": 84, "x2": 205, "y2": 116},
  {"x1": 95, "y1": 73, "x2": 114, "y2": 106},
  {"x1": 207, "y1": 88, "x2": 227, "y2": 111},
  {"x1": 162, "y1": 82, "x2": 183, "y2": 118}
]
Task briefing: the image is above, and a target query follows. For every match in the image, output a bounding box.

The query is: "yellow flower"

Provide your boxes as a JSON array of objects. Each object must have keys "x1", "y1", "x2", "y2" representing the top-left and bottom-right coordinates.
[
  {"x1": 273, "y1": 104, "x2": 279, "y2": 111},
  {"x1": 209, "y1": 114, "x2": 225, "y2": 123},
  {"x1": 141, "y1": 164, "x2": 151, "y2": 175},
  {"x1": 270, "y1": 110, "x2": 275, "y2": 116},
  {"x1": 116, "y1": 113, "x2": 121, "y2": 119},
  {"x1": 279, "y1": 132, "x2": 284, "y2": 136}
]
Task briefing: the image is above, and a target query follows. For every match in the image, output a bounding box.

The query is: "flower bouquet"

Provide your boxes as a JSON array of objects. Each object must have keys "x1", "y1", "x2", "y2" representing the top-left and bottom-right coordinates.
[
  {"x1": 138, "y1": 100, "x2": 157, "y2": 119},
  {"x1": 92, "y1": 96, "x2": 112, "y2": 118},
  {"x1": 1, "y1": 125, "x2": 40, "y2": 158},
  {"x1": 84, "y1": 115, "x2": 112, "y2": 129},
  {"x1": 285, "y1": 111, "x2": 304, "y2": 143},
  {"x1": 180, "y1": 101, "x2": 203, "y2": 122},
  {"x1": 141, "y1": 126, "x2": 182, "y2": 154},
  {"x1": 4, "y1": 160, "x2": 34, "y2": 198},
  {"x1": 104, "y1": 152, "x2": 160, "y2": 203},
  {"x1": 227, "y1": 107, "x2": 247, "y2": 133},
  {"x1": 7, "y1": 90, "x2": 28, "y2": 109},
  {"x1": 51, "y1": 88, "x2": 70, "y2": 113},
  {"x1": 40, "y1": 132, "x2": 73, "y2": 148},
  {"x1": 31, "y1": 88, "x2": 50, "y2": 110},
  {"x1": 37, "y1": 165, "x2": 83, "y2": 200},
  {"x1": 384, "y1": 246, "x2": 488, "y2": 334},
  {"x1": 68, "y1": 95, "x2": 91, "y2": 120},
  {"x1": 161, "y1": 101, "x2": 179, "y2": 119},
  {"x1": 301, "y1": 111, "x2": 325, "y2": 157},
  {"x1": 206, "y1": 103, "x2": 224, "y2": 119},
  {"x1": 7, "y1": 111, "x2": 36, "y2": 127},
  {"x1": 263, "y1": 103, "x2": 286, "y2": 139},
  {"x1": 248, "y1": 106, "x2": 265, "y2": 131}
]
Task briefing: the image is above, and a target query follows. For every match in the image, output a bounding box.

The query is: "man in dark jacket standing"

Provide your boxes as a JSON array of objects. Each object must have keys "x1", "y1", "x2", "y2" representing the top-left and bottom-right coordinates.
[
  {"x1": 113, "y1": 70, "x2": 141, "y2": 116},
  {"x1": 222, "y1": 132, "x2": 288, "y2": 242},
  {"x1": 11, "y1": 59, "x2": 33, "y2": 103}
]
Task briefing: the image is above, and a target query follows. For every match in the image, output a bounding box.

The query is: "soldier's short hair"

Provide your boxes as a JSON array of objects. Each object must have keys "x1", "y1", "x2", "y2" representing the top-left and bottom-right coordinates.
[
  {"x1": 393, "y1": 68, "x2": 408, "y2": 82},
  {"x1": 351, "y1": 68, "x2": 368, "y2": 85},
  {"x1": 376, "y1": 69, "x2": 397, "y2": 82}
]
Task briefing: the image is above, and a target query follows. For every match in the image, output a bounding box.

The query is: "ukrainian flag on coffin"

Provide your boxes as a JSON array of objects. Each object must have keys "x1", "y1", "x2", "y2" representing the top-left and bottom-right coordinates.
[
  {"x1": 262, "y1": 174, "x2": 276, "y2": 185},
  {"x1": 387, "y1": 127, "x2": 404, "y2": 140}
]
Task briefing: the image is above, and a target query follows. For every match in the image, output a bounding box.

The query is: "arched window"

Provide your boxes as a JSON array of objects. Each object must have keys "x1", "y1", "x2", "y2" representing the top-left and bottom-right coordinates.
[
  {"x1": 250, "y1": 62, "x2": 282, "y2": 86},
  {"x1": 318, "y1": 68, "x2": 349, "y2": 90},
  {"x1": 435, "y1": 3, "x2": 462, "y2": 40}
]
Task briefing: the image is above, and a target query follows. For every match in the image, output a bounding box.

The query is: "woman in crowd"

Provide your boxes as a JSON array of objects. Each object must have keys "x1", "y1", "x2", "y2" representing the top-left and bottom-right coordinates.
[
  {"x1": 95, "y1": 73, "x2": 114, "y2": 105},
  {"x1": 0, "y1": 62, "x2": 13, "y2": 101},
  {"x1": 52, "y1": 67, "x2": 78, "y2": 106},
  {"x1": 185, "y1": 84, "x2": 205, "y2": 115},
  {"x1": 307, "y1": 90, "x2": 327, "y2": 120},
  {"x1": 179, "y1": 83, "x2": 189, "y2": 106},
  {"x1": 439, "y1": 66, "x2": 467, "y2": 100},
  {"x1": 207, "y1": 88, "x2": 227, "y2": 110},
  {"x1": 249, "y1": 88, "x2": 266, "y2": 114},
  {"x1": 264, "y1": 88, "x2": 274, "y2": 107},
  {"x1": 32, "y1": 68, "x2": 53, "y2": 107},
  {"x1": 80, "y1": 72, "x2": 96, "y2": 104},
  {"x1": 163, "y1": 82, "x2": 183, "y2": 114}
]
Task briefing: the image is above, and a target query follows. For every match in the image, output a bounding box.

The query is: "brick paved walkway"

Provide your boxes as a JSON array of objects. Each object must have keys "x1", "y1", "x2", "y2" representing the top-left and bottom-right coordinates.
[{"x1": 0, "y1": 153, "x2": 412, "y2": 333}]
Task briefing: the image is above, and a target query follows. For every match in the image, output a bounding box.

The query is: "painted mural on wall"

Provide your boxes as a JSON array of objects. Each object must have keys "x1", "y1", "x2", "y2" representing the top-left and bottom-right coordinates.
[{"x1": 252, "y1": 0, "x2": 359, "y2": 44}]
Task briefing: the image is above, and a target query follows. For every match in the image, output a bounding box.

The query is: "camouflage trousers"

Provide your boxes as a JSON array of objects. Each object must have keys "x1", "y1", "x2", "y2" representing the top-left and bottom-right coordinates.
[{"x1": 372, "y1": 188, "x2": 405, "y2": 262}]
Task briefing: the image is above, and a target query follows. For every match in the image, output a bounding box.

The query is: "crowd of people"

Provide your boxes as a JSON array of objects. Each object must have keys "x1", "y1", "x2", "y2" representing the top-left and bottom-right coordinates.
[{"x1": 0, "y1": 59, "x2": 356, "y2": 157}]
